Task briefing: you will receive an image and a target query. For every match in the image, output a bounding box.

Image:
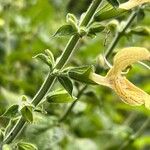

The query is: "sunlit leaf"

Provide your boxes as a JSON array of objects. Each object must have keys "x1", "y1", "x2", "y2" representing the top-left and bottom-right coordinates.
[
  {"x1": 46, "y1": 90, "x2": 76, "y2": 103},
  {"x1": 53, "y1": 25, "x2": 77, "y2": 37}
]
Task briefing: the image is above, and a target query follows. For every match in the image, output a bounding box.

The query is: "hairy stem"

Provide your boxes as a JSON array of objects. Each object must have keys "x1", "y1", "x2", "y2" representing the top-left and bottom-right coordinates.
[
  {"x1": 105, "y1": 10, "x2": 137, "y2": 58},
  {"x1": 2, "y1": 0, "x2": 102, "y2": 145}
]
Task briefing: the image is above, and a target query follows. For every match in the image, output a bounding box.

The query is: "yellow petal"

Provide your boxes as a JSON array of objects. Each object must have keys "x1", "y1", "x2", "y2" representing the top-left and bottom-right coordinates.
[
  {"x1": 119, "y1": 0, "x2": 150, "y2": 10},
  {"x1": 111, "y1": 75, "x2": 150, "y2": 108},
  {"x1": 107, "y1": 47, "x2": 150, "y2": 76}
]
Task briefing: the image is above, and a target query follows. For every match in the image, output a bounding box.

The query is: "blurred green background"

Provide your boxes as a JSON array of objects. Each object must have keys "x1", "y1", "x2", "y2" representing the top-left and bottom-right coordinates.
[{"x1": 0, "y1": 0, "x2": 150, "y2": 149}]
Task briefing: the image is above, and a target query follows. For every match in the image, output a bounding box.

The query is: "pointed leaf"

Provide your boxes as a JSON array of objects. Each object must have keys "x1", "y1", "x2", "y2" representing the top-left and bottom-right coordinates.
[
  {"x1": 1, "y1": 105, "x2": 19, "y2": 118},
  {"x1": 94, "y1": 2, "x2": 127, "y2": 22},
  {"x1": 44, "y1": 49, "x2": 55, "y2": 65},
  {"x1": 66, "y1": 13, "x2": 78, "y2": 30},
  {"x1": 57, "y1": 75, "x2": 73, "y2": 95},
  {"x1": 33, "y1": 53, "x2": 52, "y2": 67},
  {"x1": 53, "y1": 25, "x2": 77, "y2": 37},
  {"x1": 46, "y1": 90, "x2": 76, "y2": 103}
]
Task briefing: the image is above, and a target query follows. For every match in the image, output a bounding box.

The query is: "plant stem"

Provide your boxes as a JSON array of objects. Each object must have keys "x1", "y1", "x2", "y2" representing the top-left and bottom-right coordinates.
[
  {"x1": 119, "y1": 117, "x2": 150, "y2": 150},
  {"x1": 2, "y1": 0, "x2": 102, "y2": 145},
  {"x1": 59, "y1": 10, "x2": 138, "y2": 123},
  {"x1": 59, "y1": 85, "x2": 87, "y2": 122},
  {"x1": 105, "y1": 10, "x2": 137, "y2": 58}
]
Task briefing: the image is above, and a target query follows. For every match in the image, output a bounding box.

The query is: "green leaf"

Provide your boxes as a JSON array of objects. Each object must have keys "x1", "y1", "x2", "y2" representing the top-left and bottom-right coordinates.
[
  {"x1": 57, "y1": 75, "x2": 73, "y2": 96},
  {"x1": 17, "y1": 142, "x2": 37, "y2": 150},
  {"x1": 46, "y1": 90, "x2": 76, "y2": 103},
  {"x1": 107, "y1": 0, "x2": 119, "y2": 7},
  {"x1": 88, "y1": 23, "x2": 105, "y2": 36},
  {"x1": 53, "y1": 25, "x2": 77, "y2": 37},
  {"x1": 66, "y1": 13, "x2": 78, "y2": 24},
  {"x1": 20, "y1": 106, "x2": 33, "y2": 123},
  {"x1": 1, "y1": 105, "x2": 19, "y2": 118},
  {"x1": 44, "y1": 49, "x2": 55, "y2": 66},
  {"x1": 33, "y1": 53, "x2": 52, "y2": 67},
  {"x1": 68, "y1": 66, "x2": 96, "y2": 84},
  {"x1": 66, "y1": 13, "x2": 78, "y2": 30},
  {"x1": 94, "y1": 2, "x2": 127, "y2": 22}
]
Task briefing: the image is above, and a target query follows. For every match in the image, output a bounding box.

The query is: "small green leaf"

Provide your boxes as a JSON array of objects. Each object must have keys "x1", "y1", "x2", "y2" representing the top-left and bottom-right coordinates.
[
  {"x1": 1, "y1": 105, "x2": 19, "y2": 118},
  {"x1": 53, "y1": 25, "x2": 77, "y2": 37},
  {"x1": 44, "y1": 49, "x2": 55, "y2": 66},
  {"x1": 33, "y1": 53, "x2": 52, "y2": 67},
  {"x1": 20, "y1": 106, "x2": 33, "y2": 123},
  {"x1": 66, "y1": 13, "x2": 78, "y2": 30},
  {"x1": 68, "y1": 66, "x2": 96, "y2": 84},
  {"x1": 17, "y1": 142, "x2": 37, "y2": 150},
  {"x1": 57, "y1": 75, "x2": 73, "y2": 96},
  {"x1": 107, "y1": 0, "x2": 119, "y2": 7},
  {"x1": 88, "y1": 23, "x2": 105, "y2": 36},
  {"x1": 94, "y1": 2, "x2": 127, "y2": 22},
  {"x1": 46, "y1": 90, "x2": 76, "y2": 103}
]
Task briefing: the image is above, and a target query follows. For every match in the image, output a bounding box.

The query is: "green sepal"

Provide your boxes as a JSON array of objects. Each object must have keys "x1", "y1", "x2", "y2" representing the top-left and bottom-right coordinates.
[
  {"x1": 46, "y1": 90, "x2": 76, "y2": 103},
  {"x1": 68, "y1": 66, "x2": 96, "y2": 84}
]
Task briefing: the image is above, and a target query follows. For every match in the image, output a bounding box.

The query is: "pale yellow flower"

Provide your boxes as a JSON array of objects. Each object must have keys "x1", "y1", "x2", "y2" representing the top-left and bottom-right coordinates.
[
  {"x1": 119, "y1": 0, "x2": 150, "y2": 10},
  {"x1": 90, "y1": 47, "x2": 150, "y2": 108}
]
